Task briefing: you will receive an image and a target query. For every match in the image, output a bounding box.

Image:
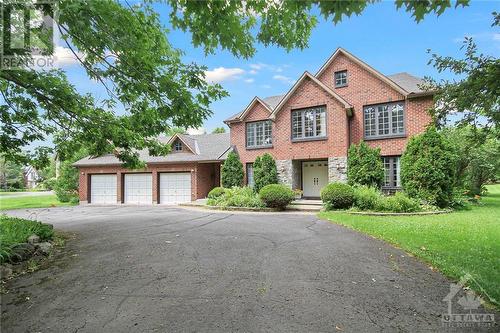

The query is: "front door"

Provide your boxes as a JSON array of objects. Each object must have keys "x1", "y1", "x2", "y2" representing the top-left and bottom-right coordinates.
[{"x1": 302, "y1": 161, "x2": 328, "y2": 198}]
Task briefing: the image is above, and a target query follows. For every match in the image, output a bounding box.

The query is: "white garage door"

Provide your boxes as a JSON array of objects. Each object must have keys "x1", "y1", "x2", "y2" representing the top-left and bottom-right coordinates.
[
  {"x1": 90, "y1": 174, "x2": 117, "y2": 204},
  {"x1": 124, "y1": 173, "x2": 152, "y2": 204},
  {"x1": 159, "y1": 172, "x2": 192, "y2": 204}
]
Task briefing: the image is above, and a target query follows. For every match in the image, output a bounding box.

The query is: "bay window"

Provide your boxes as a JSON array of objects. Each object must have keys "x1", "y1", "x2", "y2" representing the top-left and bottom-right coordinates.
[
  {"x1": 364, "y1": 102, "x2": 405, "y2": 139},
  {"x1": 246, "y1": 120, "x2": 272, "y2": 148},
  {"x1": 292, "y1": 106, "x2": 327, "y2": 140}
]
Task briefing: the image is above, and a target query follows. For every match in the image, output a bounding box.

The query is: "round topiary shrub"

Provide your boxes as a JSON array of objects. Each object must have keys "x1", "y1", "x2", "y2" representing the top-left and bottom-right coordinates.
[
  {"x1": 321, "y1": 182, "x2": 355, "y2": 209},
  {"x1": 207, "y1": 187, "x2": 225, "y2": 199},
  {"x1": 259, "y1": 184, "x2": 294, "y2": 210}
]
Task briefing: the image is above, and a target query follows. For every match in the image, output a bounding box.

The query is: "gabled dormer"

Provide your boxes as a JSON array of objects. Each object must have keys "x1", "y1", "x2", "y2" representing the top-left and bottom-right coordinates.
[{"x1": 167, "y1": 134, "x2": 199, "y2": 154}]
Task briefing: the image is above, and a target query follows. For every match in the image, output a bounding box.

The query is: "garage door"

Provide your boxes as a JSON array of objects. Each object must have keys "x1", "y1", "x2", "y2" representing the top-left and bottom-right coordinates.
[
  {"x1": 124, "y1": 173, "x2": 152, "y2": 204},
  {"x1": 159, "y1": 172, "x2": 192, "y2": 204},
  {"x1": 90, "y1": 174, "x2": 117, "y2": 204}
]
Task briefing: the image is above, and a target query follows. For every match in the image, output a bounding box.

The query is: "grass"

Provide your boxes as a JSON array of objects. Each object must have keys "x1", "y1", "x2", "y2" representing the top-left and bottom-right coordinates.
[
  {"x1": 0, "y1": 215, "x2": 54, "y2": 263},
  {"x1": 0, "y1": 194, "x2": 75, "y2": 211},
  {"x1": 319, "y1": 184, "x2": 500, "y2": 308}
]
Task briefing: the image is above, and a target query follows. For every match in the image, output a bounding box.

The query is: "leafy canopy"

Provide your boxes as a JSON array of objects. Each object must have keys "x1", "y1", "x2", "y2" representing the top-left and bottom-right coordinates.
[{"x1": 1, "y1": 0, "x2": 469, "y2": 168}]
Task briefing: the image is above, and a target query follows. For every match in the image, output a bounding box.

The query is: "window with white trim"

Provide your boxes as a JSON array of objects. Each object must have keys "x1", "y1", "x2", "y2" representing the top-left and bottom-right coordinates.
[
  {"x1": 382, "y1": 156, "x2": 401, "y2": 188},
  {"x1": 174, "y1": 141, "x2": 183, "y2": 151},
  {"x1": 246, "y1": 163, "x2": 254, "y2": 187},
  {"x1": 246, "y1": 120, "x2": 272, "y2": 148},
  {"x1": 364, "y1": 102, "x2": 405, "y2": 139},
  {"x1": 292, "y1": 106, "x2": 326, "y2": 140},
  {"x1": 334, "y1": 70, "x2": 347, "y2": 87}
]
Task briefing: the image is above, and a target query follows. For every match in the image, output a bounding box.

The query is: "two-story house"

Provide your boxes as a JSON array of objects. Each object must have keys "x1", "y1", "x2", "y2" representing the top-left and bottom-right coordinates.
[
  {"x1": 224, "y1": 47, "x2": 433, "y2": 198},
  {"x1": 75, "y1": 48, "x2": 433, "y2": 204}
]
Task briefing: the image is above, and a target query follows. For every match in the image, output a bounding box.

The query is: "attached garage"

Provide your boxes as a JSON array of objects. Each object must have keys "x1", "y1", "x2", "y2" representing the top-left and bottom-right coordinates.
[
  {"x1": 90, "y1": 174, "x2": 117, "y2": 204},
  {"x1": 124, "y1": 173, "x2": 153, "y2": 204},
  {"x1": 159, "y1": 172, "x2": 192, "y2": 204}
]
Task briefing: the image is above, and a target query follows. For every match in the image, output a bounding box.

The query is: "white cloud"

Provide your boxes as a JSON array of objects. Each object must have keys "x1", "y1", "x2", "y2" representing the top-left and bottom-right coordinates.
[
  {"x1": 261, "y1": 84, "x2": 271, "y2": 89},
  {"x1": 54, "y1": 46, "x2": 84, "y2": 66},
  {"x1": 273, "y1": 74, "x2": 295, "y2": 85},
  {"x1": 249, "y1": 69, "x2": 258, "y2": 75},
  {"x1": 249, "y1": 63, "x2": 263, "y2": 70},
  {"x1": 204, "y1": 67, "x2": 245, "y2": 83},
  {"x1": 453, "y1": 32, "x2": 500, "y2": 44},
  {"x1": 244, "y1": 78, "x2": 254, "y2": 83}
]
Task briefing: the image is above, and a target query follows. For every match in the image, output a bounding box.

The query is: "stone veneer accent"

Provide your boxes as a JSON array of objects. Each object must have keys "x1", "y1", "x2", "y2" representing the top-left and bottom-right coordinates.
[
  {"x1": 328, "y1": 157, "x2": 348, "y2": 183},
  {"x1": 276, "y1": 159, "x2": 293, "y2": 188}
]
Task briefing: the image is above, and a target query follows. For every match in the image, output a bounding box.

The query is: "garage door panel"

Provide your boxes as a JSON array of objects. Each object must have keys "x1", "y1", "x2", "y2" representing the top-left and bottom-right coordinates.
[
  {"x1": 159, "y1": 172, "x2": 191, "y2": 204},
  {"x1": 124, "y1": 174, "x2": 152, "y2": 204},
  {"x1": 91, "y1": 174, "x2": 117, "y2": 204}
]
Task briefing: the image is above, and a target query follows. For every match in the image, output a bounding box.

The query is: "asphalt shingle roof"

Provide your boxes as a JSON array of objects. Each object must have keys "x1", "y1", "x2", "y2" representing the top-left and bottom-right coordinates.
[
  {"x1": 387, "y1": 72, "x2": 426, "y2": 94},
  {"x1": 73, "y1": 133, "x2": 231, "y2": 166}
]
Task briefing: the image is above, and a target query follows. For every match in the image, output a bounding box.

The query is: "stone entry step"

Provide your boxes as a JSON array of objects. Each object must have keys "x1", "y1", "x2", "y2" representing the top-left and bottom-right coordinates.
[
  {"x1": 289, "y1": 199, "x2": 323, "y2": 206},
  {"x1": 287, "y1": 199, "x2": 323, "y2": 211}
]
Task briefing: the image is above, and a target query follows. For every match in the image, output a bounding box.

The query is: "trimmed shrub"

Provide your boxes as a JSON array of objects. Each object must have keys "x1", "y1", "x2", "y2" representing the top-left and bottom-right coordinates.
[
  {"x1": 353, "y1": 185, "x2": 382, "y2": 211},
  {"x1": 376, "y1": 192, "x2": 421, "y2": 213},
  {"x1": 347, "y1": 141, "x2": 385, "y2": 187},
  {"x1": 207, "y1": 187, "x2": 225, "y2": 199},
  {"x1": 321, "y1": 182, "x2": 355, "y2": 209},
  {"x1": 259, "y1": 184, "x2": 294, "y2": 210},
  {"x1": 253, "y1": 153, "x2": 278, "y2": 193},
  {"x1": 207, "y1": 187, "x2": 264, "y2": 208},
  {"x1": 221, "y1": 151, "x2": 244, "y2": 188},
  {"x1": 54, "y1": 149, "x2": 88, "y2": 202},
  {"x1": 401, "y1": 126, "x2": 457, "y2": 207}
]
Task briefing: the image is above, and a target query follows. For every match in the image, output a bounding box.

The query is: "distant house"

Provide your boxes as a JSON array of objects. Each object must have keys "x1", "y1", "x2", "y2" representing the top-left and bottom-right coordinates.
[
  {"x1": 74, "y1": 47, "x2": 434, "y2": 204},
  {"x1": 24, "y1": 166, "x2": 40, "y2": 189}
]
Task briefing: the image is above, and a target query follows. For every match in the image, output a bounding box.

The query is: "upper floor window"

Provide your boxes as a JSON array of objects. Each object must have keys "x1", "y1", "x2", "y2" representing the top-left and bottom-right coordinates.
[
  {"x1": 246, "y1": 120, "x2": 272, "y2": 148},
  {"x1": 334, "y1": 70, "x2": 347, "y2": 88},
  {"x1": 174, "y1": 141, "x2": 183, "y2": 151},
  {"x1": 382, "y1": 156, "x2": 401, "y2": 188},
  {"x1": 363, "y1": 102, "x2": 405, "y2": 139},
  {"x1": 292, "y1": 106, "x2": 326, "y2": 141}
]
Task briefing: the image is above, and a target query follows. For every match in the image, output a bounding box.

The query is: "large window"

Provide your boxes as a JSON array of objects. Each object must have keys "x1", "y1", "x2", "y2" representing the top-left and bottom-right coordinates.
[
  {"x1": 382, "y1": 156, "x2": 400, "y2": 188},
  {"x1": 364, "y1": 102, "x2": 405, "y2": 139},
  {"x1": 292, "y1": 106, "x2": 326, "y2": 140},
  {"x1": 246, "y1": 163, "x2": 254, "y2": 187},
  {"x1": 246, "y1": 120, "x2": 272, "y2": 148},
  {"x1": 334, "y1": 70, "x2": 347, "y2": 87}
]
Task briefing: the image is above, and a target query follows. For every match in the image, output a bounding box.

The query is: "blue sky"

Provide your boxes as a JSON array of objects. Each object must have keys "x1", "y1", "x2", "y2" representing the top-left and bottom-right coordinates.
[{"x1": 62, "y1": 1, "x2": 499, "y2": 133}]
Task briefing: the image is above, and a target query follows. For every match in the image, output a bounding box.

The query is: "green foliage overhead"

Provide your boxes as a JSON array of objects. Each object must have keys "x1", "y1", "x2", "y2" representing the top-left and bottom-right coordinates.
[
  {"x1": 347, "y1": 142, "x2": 385, "y2": 187},
  {"x1": 321, "y1": 182, "x2": 355, "y2": 209},
  {"x1": 1, "y1": 0, "x2": 469, "y2": 168},
  {"x1": 401, "y1": 126, "x2": 457, "y2": 207},
  {"x1": 424, "y1": 15, "x2": 499, "y2": 134},
  {"x1": 259, "y1": 184, "x2": 294, "y2": 210},
  {"x1": 253, "y1": 153, "x2": 278, "y2": 193},
  {"x1": 212, "y1": 127, "x2": 226, "y2": 134},
  {"x1": 221, "y1": 151, "x2": 244, "y2": 188}
]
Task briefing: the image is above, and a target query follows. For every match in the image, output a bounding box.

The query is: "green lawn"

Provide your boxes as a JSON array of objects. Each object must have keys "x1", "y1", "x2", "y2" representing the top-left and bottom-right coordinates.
[
  {"x1": 0, "y1": 195, "x2": 75, "y2": 211},
  {"x1": 319, "y1": 184, "x2": 500, "y2": 308}
]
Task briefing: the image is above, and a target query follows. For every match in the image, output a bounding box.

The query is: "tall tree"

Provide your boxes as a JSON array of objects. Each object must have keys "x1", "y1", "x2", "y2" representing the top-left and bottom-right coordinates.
[
  {"x1": 212, "y1": 127, "x2": 226, "y2": 134},
  {"x1": 1, "y1": 0, "x2": 469, "y2": 168}
]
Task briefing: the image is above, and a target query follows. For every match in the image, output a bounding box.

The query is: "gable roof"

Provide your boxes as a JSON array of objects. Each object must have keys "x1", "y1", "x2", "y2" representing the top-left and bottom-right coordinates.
[
  {"x1": 224, "y1": 94, "x2": 285, "y2": 123},
  {"x1": 387, "y1": 72, "x2": 429, "y2": 96},
  {"x1": 73, "y1": 133, "x2": 231, "y2": 166},
  {"x1": 269, "y1": 71, "x2": 353, "y2": 119},
  {"x1": 167, "y1": 133, "x2": 197, "y2": 154},
  {"x1": 316, "y1": 47, "x2": 410, "y2": 96}
]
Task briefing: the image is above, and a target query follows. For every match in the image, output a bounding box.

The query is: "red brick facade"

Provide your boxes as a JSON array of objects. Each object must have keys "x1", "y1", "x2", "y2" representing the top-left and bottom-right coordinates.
[{"x1": 229, "y1": 50, "x2": 433, "y2": 184}]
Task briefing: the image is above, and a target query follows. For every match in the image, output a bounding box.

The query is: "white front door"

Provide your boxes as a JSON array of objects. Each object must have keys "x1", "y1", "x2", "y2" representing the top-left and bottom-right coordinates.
[
  {"x1": 124, "y1": 173, "x2": 152, "y2": 204},
  {"x1": 90, "y1": 174, "x2": 117, "y2": 204},
  {"x1": 302, "y1": 161, "x2": 328, "y2": 197},
  {"x1": 159, "y1": 172, "x2": 192, "y2": 204}
]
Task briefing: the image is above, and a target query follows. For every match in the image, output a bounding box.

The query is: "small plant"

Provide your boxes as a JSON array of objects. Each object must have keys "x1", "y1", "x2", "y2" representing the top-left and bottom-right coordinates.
[
  {"x1": 221, "y1": 152, "x2": 244, "y2": 188},
  {"x1": 376, "y1": 192, "x2": 421, "y2": 213},
  {"x1": 353, "y1": 185, "x2": 382, "y2": 211},
  {"x1": 293, "y1": 189, "x2": 303, "y2": 199},
  {"x1": 207, "y1": 187, "x2": 225, "y2": 199},
  {"x1": 321, "y1": 182, "x2": 355, "y2": 209},
  {"x1": 27, "y1": 259, "x2": 39, "y2": 272},
  {"x1": 207, "y1": 187, "x2": 264, "y2": 208},
  {"x1": 259, "y1": 184, "x2": 295, "y2": 210}
]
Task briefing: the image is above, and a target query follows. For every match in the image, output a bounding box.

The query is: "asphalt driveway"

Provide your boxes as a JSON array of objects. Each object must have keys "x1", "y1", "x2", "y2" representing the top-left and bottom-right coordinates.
[{"x1": 0, "y1": 206, "x2": 483, "y2": 332}]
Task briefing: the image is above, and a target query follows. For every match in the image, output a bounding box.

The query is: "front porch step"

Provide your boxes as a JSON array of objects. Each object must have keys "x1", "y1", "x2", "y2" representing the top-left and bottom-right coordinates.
[
  {"x1": 289, "y1": 199, "x2": 323, "y2": 206},
  {"x1": 286, "y1": 204, "x2": 323, "y2": 212}
]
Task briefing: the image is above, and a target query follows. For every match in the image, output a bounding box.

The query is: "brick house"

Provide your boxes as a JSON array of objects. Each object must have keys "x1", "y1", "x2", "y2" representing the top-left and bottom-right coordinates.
[
  {"x1": 224, "y1": 48, "x2": 433, "y2": 198},
  {"x1": 75, "y1": 47, "x2": 433, "y2": 204}
]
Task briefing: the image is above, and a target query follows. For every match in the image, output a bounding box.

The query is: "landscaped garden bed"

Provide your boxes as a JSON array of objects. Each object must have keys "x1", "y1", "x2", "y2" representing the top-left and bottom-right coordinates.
[{"x1": 0, "y1": 215, "x2": 62, "y2": 280}]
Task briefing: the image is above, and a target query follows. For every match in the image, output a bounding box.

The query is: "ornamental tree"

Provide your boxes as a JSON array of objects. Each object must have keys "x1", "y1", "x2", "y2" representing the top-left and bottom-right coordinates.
[
  {"x1": 347, "y1": 142, "x2": 385, "y2": 187},
  {"x1": 253, "y1": 153, "x2": 278, "y2": 193},
  {"x1": 221, "y1": 151, "x2": 243, "y2": 188}
]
